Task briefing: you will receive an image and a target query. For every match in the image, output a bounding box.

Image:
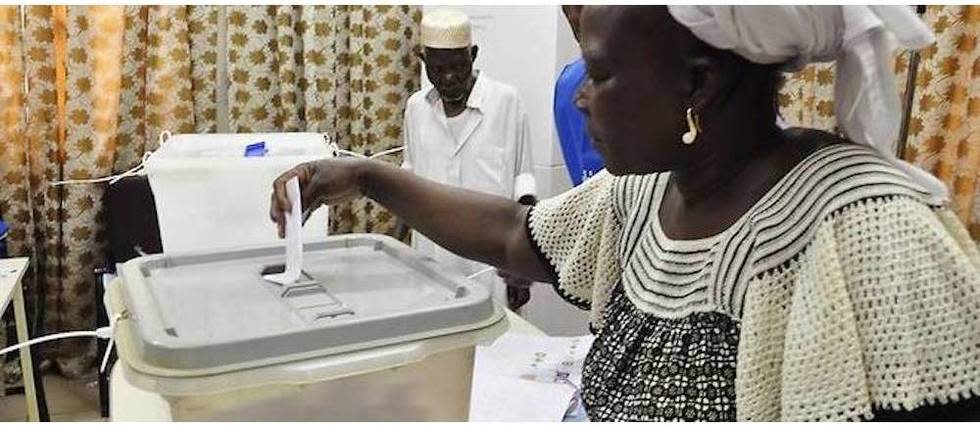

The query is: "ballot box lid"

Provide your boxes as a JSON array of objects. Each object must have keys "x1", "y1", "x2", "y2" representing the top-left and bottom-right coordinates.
[{"x1": 114, "y1": 233, "x2": 505, "y2": 377}]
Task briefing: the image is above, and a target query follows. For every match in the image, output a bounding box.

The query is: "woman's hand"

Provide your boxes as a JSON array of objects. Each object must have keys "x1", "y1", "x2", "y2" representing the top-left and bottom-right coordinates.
[
  {"x1": 269, "y1": 157, "x2": 369, "y2": 238},
  {"x1": 498, "y1": 269, "x2": 533, "y2": 310},
  {"x1": 268, "y1": 156, "x2": 556, "y2": 283}
]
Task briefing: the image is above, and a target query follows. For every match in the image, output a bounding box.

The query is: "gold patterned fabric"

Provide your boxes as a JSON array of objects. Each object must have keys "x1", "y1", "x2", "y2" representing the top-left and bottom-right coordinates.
[
  {"x1": 0, "y1": 5, "x2": 26, "y2": 391},
  {"x1": 0, "y1": 5, "x2": 420, "y2": 382},
  {"x1": 223, "y1": 6, "x2": 422, "y2": 235},
  {"x1": 779, "y1": 5, "x2": 980, "y2": 240}
]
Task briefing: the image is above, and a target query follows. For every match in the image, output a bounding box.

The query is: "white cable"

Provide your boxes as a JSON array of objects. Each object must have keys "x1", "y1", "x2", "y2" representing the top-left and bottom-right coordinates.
[
  {"x1": 49, "y1": 151, "x2": 152, "y2": 187},
  {"x1": 468, "y1": 267, "x2": 497, "y2": 280},
  {"x1": 158, "y1": 130, "x2": 172, "y2": 148},
  {"x1": 48, "y1": 171, "x2": 137, "y2": 186},
  {"x1": 99, "y1": 333, "x2": 115, "y2": 373},
  {"x1": 49, "y1": 131, "x2": 168, "y2": 187},
  {"x1": 99, "y1": 312, "x2": 124, "y2": 373},
  {"x1": 332, "y1": 143, "x2": 405, "y2": 160},
  {"x1": 369, "y1": 146, "x2": 406, "y2": 159},
  {"x1": 48, "y1": 136, "x2": 403, "y2": 186},
  {"x1": 334, "y1": 148, "x2": 367, "y2": 159},
  {"x1": 0, "y1": 330, "x2": 100, "y2": 357},
  {"x1": 0, "y1": 312, "x2": 124, "y2": 361},
  {"x1": 108, "y1": 151, "x2": 153, "y2": 184}
]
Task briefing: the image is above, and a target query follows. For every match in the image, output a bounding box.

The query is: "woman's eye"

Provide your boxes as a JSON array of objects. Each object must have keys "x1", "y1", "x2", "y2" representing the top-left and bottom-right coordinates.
[
  {"x1": 589, "y1": 72, "x2": 609, "y2": 83},
  {"x1": 585, "y1": 63, "x2": 609, "y2": 83}
]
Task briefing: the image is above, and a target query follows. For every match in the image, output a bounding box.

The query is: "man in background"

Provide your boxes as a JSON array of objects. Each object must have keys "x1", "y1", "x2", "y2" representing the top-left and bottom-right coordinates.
[
  {"x1": 555, "y1": 5, "x2": 604, "y2": 187},
  {"x1": 401, "y1": 9, "x2": 536, "y2": 310}
]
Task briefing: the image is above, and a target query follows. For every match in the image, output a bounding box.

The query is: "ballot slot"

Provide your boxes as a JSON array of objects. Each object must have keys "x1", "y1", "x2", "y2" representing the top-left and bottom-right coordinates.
[
  {"x1": 261, "y1": 264, "x2": 355, "y2": 323},
  {"x1": 260, "y1": 264, "x2": 314, "y2": 283}
]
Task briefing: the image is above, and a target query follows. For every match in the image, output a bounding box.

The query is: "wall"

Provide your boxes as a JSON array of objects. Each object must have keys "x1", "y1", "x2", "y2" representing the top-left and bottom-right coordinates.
[{"x1": 421, "y1": 5, "x2": 590, "y2": 336}]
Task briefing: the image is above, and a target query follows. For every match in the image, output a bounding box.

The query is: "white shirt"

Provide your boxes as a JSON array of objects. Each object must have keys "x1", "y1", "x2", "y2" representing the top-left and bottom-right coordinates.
[
  {"x1": 402, "y1": 73, "x2": 536, "y2": 304},
  {"x1": 446, "y1": 113, "x2": 468, "y2": 145}
]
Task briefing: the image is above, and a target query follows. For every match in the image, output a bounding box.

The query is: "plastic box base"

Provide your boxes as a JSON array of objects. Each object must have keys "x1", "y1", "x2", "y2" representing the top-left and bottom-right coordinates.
[{"x1": 155, "y1": 347, "x2": 475, "y2": 421}]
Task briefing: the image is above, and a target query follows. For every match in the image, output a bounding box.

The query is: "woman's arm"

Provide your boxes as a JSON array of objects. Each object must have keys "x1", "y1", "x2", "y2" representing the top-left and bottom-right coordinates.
[{"x1": 270, "y1": 157, "x2": 556, "y2": 283}]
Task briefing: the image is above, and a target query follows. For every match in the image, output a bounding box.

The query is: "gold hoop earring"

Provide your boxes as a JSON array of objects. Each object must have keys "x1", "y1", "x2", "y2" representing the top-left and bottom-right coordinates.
[{"x1": 682, "y1": 107, "x2": 701, "y2": 145}]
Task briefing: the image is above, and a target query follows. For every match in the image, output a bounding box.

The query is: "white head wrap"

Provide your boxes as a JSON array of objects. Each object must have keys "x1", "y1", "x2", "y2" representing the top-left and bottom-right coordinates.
[
  {"x1": 667, "y1": 5, "x2": 948, "y2": 200},
  {"x1": 421, "y1": 9, "x2": 472, "y2": 49}
]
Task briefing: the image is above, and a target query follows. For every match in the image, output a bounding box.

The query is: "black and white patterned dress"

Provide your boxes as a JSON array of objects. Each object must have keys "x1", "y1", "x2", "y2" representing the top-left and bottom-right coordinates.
[
  {"x1": 526, "y1": 143, "x2": 980, "y2": 421},
  {"x1": 581, "y1": 291, "x2": 739, "y2": 421}
]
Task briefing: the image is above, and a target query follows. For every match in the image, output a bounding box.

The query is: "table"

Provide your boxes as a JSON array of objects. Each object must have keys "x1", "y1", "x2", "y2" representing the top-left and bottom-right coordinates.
[
  {"x1": 0, "y1": 258, "x2": 39, "y2": 421},
  {"x1": 110, "y1": 309, "x2": 544, "y2": 420}
]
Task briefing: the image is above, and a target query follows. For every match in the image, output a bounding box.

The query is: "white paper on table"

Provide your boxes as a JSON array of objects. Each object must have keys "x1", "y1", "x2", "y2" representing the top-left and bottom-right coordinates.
[
  {"x1": 470, "y1": 375, "x2": 577, "y2": 422},
  {"x1": 469, "y1": 333, "x2": 596, "y2": 421},
  {"x1": 263, "y1": 177, "x2": 303, "y2": 285}
]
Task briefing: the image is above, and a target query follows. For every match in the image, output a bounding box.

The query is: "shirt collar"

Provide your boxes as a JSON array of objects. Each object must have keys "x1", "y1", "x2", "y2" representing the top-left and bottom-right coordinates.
[{"x1": 425, "y1": 72, "x2": 486, "y2": 112}]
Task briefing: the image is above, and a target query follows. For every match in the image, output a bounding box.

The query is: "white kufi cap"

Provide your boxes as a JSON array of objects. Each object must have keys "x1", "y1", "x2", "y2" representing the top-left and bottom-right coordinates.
[{"x1": 421, "y1": 9, "x2": 472, "y2": 49}]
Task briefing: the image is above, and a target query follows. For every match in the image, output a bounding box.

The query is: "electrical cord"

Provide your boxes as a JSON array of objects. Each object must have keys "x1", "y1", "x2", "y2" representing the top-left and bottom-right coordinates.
[
  {"x1": 332, "y1": 144, "x2": 405, "y2": 160},
  {"x1": 48, "y1": 131, "x2": 171, "y2": 187},
  {"x1": 0, "y1": 312, "x2": 126, "y2": 374}
]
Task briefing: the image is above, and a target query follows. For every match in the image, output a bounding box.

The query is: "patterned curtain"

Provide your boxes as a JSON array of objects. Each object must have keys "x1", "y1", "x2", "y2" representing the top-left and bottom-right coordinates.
[
  {"x1": 0, "y1": 5, "x2": 420, "y2": 384},
  {"x1": 222, "y1": 6, "x2": 421, "y2": 235},
  {"x1": 779, "y1": 5, "x2": 980, "y2": 239}
]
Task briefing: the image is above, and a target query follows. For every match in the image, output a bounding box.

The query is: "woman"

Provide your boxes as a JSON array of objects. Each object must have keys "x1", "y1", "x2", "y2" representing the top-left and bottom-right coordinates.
[{"x1": 271, "y1": 6, "x2": 980, "y2": 421}]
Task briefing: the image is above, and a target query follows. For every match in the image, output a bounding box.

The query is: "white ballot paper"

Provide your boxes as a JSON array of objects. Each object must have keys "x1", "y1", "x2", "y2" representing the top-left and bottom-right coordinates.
[{"x1": 263, "y1": 176, "x2": 303, "y2": 285}]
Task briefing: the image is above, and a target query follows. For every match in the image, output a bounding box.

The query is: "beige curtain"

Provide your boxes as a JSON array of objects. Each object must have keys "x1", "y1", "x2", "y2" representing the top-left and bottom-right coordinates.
[
  {"x1": 0, "y1": 5, "x2": 420, "y2": 383},
  {"x1": 0, "y1": 6, "x2": 27, "y2": 392},
  {"x1": 780, "y1": 5, "x2": 980, "y2": 239},
  {"x1": 223, "y1": 6, "x2": 422, "y2": 235}
]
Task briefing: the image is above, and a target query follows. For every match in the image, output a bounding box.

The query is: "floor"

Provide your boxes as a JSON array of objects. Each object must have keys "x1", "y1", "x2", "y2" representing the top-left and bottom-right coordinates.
[{"x1": 0, "y1": 373, "x2": 104, "y2": 422}]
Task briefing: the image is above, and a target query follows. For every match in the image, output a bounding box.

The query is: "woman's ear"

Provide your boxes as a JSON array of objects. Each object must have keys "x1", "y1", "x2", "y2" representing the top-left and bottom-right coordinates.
[{"x1": 686, "y1": 55, "x2": 724, "y2": 112}]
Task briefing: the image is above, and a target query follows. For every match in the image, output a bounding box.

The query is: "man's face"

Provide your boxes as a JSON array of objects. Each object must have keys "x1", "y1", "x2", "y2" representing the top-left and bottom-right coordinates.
[{"x1": 422, "y1": 46, "x2": 477, "y2": 104}]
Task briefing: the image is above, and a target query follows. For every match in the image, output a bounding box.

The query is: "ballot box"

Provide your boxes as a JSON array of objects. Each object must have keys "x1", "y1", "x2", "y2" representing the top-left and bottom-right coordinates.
[
  {"x1": 106, "y1": 233, "x2": 508, "y2": 420},
  {"x1": 145, "y1": 132, "x2": 332, "y2": 254}
]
